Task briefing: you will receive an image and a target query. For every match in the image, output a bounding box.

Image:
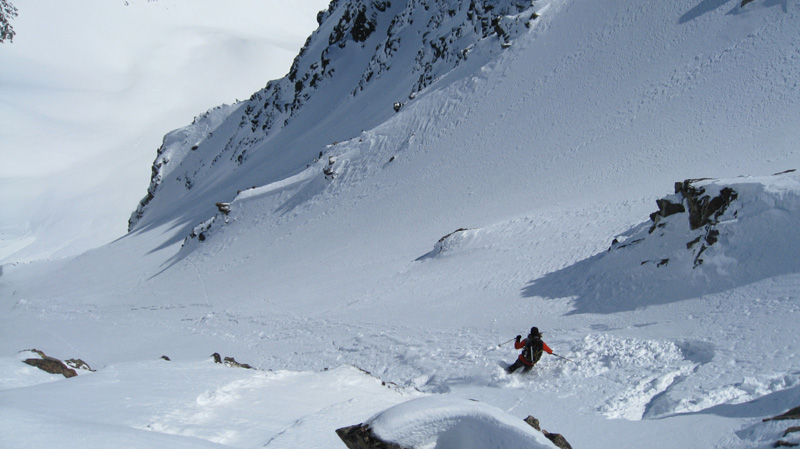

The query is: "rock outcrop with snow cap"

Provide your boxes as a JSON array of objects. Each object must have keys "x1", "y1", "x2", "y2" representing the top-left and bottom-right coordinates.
[
  {"x1": 337, "y1": 396, "x2": 561, "y2": 449},
  {"x1": 526, "y1": 170, "x2": 800, "y2": 313}
]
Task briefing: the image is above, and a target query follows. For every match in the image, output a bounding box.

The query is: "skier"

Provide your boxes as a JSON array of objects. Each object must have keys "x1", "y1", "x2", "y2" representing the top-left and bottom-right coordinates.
[{"x1": 506, "y1": 327, "x2": 553, "y2": 374}]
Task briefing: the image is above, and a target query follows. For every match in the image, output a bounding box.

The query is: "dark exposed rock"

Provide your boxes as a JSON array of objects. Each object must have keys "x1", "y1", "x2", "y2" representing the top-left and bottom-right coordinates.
[
  {"x1": 416, "y1": 228, "x2": 472, "y2": 260},
  {"x1": 650, "y1": 197, "x2": 686, "y2": 222},
  {"x1": 543, "y1": 430, "x2": 573, "y2": 449},
  {"x1": 23, "y1": 358, "x2": 77, "y2": 378},
  {"x1": 187, "y1": 219, "x2": 215, "y2": 244},
  {"x1": 641, "y1": 177, "x2": 743, "y2": 267},
  {"x1": 211, "y1": 352, "x2": 253, "y2": 369},
  {"x1": 785, "y1": 427, "x2": 800, "y2": 437},
  {"x1": 524, "y1": 415, "x2": 541, "y2": 431},
  {"x1": 352, "y1": 8, "x2": 377, "y2": 42},
  {"x1": 741, "y1": 0, "x2": 756, "y2": 6},
  {"x1": 65, "y1": 358, "x2": 95, "y2": 372},
  {"x1": 22, "y1": 350, "x2": 78, "y2": 378},
  {"x1": 764, "y1": 406, "x2": 800, "y2": 422},
  {"x1": 686, "y1": 235, "x2": 702, "y2": 249},
  {"x1": 675, "y1": 180, "x2": 738, "y2": 230},
  {"x1": 223, "y1": 356, "x2": 253, "y2": 369},
  {"x1": 760, "y1": 407, "x2": 800, "y2": 448},
  {"x1": 216, "y1": 202, "x2": 231, "y2": 215},
  {"x1": 439, "y1": 228, "x2": 469, "y2": 242},
  {"x1": 324, "y1": 156, "x2": 338, "y2": 179},
  {"x1": 524, "y1": 415, "x2": 573, "y2": 449},
  {"x1": 335, "y1": 424, "x2": 406, "y2": 449},
  {"x1": 649, "y1": 179, "x2": 738, "y2": 231}
]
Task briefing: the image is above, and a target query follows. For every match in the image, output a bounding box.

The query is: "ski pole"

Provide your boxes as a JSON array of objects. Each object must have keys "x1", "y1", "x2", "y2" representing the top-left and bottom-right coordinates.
[
  {"x1": 497, "y1": 338, "x2": 516, "y2": 348},
  {"x1": 550, "y1": 352, "x2": 575, "y2": 363}
]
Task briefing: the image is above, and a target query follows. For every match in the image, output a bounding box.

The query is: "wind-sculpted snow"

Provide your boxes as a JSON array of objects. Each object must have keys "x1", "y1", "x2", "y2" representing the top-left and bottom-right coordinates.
[{"x1": 524, "y1": 171, "x2": 800, "y2": 314}]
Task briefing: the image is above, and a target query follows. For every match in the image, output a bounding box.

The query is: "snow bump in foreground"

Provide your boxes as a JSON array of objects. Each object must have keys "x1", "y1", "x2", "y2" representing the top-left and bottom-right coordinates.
[{"x1": 367, "y1": 396, "x2": 558, "y2": 449}]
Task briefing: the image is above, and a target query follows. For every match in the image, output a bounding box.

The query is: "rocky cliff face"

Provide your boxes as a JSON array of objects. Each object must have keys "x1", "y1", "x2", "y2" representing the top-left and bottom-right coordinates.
[{"x1": 129, "y1": 0, "x2": 540, "y2": 233}]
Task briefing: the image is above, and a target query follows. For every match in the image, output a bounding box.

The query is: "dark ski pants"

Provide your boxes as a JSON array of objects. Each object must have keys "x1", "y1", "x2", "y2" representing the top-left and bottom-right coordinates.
[{"x1": 507, "y1": 359, "x2": 534, "y2": 374}]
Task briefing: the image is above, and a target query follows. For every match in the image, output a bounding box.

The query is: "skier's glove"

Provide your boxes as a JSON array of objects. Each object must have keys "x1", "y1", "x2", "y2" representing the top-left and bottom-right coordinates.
[{"x1": 516, "y1": 335, "x2": 521, "y2": 341}]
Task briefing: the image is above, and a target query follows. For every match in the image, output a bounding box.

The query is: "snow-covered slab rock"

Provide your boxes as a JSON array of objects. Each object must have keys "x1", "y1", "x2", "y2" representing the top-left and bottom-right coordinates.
[{"x1": 339, "y1": 396, "x2": 562, "y2": 449}]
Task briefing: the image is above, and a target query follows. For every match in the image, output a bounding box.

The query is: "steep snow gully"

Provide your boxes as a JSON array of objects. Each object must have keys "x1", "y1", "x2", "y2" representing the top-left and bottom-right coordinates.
[{"x1": 3, "y1": 0, "x2": 800, "y2": 448}]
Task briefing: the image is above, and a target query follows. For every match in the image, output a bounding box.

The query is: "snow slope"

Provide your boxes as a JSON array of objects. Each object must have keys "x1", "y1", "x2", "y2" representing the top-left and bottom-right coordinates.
[
  {"x1": 0, "y1": 359, "x2": 415, "y2": 448},
  {"x1": 2, "y1": 0, "x2": 800, "y2": 448}
]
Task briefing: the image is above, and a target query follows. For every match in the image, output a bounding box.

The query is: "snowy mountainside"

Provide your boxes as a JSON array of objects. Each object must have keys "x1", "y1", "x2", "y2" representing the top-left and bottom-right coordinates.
[{"x1": 129, "y1": 0, "x2": 540, "y2": 235}]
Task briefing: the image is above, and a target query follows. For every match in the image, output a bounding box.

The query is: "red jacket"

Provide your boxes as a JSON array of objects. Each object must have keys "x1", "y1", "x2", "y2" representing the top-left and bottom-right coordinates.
[{"x1": 515, "y1": 338, "x2": 553, "y2": 365}]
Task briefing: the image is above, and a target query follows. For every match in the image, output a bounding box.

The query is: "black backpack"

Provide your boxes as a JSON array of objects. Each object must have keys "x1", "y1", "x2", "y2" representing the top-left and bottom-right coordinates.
[{"x1": 523, "y1": 338, "x2": 544, "y2": 363}]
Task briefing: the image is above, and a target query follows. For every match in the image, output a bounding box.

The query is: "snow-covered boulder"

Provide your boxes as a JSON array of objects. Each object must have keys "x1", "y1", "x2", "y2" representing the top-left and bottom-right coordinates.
[{"x1": 337, "y1": 396, "x2": 561, "y2": 449}]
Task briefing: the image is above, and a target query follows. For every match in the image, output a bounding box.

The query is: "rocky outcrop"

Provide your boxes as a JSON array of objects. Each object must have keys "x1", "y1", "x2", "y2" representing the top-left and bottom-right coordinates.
[
  {"x1": 24, "y1": 357, "x2": 77, "y2": 378},
  {"x1": 211, "y1": 352, "x2": 254, "y2": 369},
  {"x1": 764, "y1": 406, "x2": 800, "y2": 422},
  {"x1": 649, "y1": 178, "x2": 738, "y2": 231},
  {"x1": 336, "y1": 424, "x2": 405, "y2": 449},
  {"x1": 21, "y1": 349, "x2": 95, "y2": 378},
  {"x1": 643, "y1": 177, "x2": 741, "y2": 267},
  {"x1": 524, "y1": 415, "x2": 573, "y2": 449},
  {"x1": 612, "y1": 170, "x2": 800, "y2": 271},
  {"x1": 762, "y1": 406, "x2": 800, "y2": 448}
]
